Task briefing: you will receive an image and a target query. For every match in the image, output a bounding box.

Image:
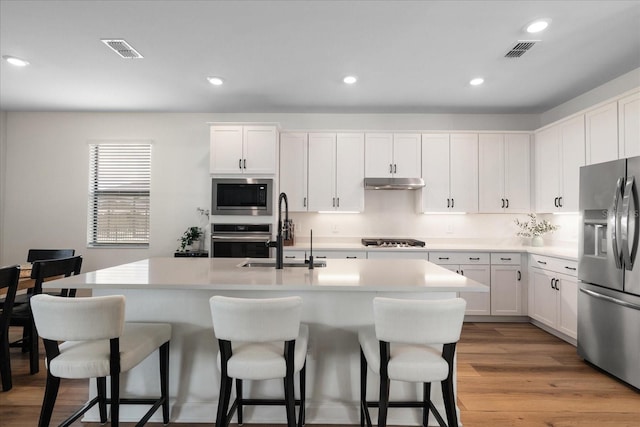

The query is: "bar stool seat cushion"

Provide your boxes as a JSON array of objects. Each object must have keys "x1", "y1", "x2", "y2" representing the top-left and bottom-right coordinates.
[
  {"x1": 358, "y1": 326, "x2": 448, "y2": 383},
  {"x1": 217, "y1": 324, "x2": 308, "y2": 380},
  {"x1": 49, "y1": 323, "x2": 171, "y2": 379}
]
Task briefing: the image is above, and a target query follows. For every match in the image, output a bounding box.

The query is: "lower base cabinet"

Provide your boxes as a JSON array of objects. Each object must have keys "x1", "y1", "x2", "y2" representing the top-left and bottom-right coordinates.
[
  {"x1": 490, "y1": 253, "x2": 524, "y2": 315},
  {"x1": 529, "y1": 254, "x2": 578, "y2": 340}
]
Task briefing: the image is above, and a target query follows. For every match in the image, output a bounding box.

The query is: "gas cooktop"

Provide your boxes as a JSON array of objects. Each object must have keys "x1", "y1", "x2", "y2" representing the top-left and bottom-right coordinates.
[{"x1": 361, "y1": 238, "x2": 426, "y2": 248}]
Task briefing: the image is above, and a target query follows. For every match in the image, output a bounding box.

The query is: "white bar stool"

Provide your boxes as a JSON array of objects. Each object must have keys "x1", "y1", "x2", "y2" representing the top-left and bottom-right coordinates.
[
  {"x1": 30, "y1": 294, "x2": 171, "y2": 427},
  {"x1": 209, "y1": 295, "x2": 308, "y2": 427},
  {"x1": 359, "y1": 297, "x2": 467, "y2": 427}
]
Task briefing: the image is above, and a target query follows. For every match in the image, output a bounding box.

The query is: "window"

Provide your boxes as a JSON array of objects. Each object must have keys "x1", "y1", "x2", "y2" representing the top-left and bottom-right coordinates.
[{"x1": 87, "y1": 142, "x2": 152, "y2": 247}]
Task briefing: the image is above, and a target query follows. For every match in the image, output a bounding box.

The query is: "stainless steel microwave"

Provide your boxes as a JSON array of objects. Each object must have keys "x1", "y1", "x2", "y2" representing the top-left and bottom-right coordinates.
[{"x1": 211, "y1": 178, "x2": 273, "y2": 215}]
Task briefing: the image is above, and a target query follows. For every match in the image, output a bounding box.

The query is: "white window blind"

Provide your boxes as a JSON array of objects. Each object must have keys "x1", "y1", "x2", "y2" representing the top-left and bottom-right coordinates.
[{"x1": 88, "y1": 143, "x2": 152, "y2": 246}]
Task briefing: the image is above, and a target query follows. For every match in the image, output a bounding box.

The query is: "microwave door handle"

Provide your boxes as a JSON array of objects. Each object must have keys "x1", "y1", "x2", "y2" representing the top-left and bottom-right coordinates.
[
  {"x1": 611, "y1": 177, "x2": 624, "y2": 269},
  {"x1": 211, "y1": 235, "x2": 271, "y2": 242},
  {"x1": 621, "y1": 176, "x2": 638, "y2": 270}
]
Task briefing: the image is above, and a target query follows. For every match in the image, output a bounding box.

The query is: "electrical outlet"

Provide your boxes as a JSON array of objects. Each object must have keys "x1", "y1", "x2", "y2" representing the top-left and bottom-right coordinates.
[
  {"x1": 331, "y1": 224, "x2": 339, "y2": 234},
  {"x1": 446, "y1": 222, "x2": 454, "y2": 234}
]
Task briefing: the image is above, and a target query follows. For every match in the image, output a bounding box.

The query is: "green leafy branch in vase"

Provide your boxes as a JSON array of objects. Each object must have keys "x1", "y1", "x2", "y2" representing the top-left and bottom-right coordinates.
[
  {"x1": 178, "y1": 226, "x2": 203, "y2": 252},
  {"x1": 514, "y1": 213, "x2": 559, "y2": 238}
]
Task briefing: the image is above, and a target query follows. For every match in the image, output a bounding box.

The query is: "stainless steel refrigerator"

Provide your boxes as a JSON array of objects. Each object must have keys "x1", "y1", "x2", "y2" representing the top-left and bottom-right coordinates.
[{"x1": 578, "y1": 156, "x2": 639, "y2": 389}]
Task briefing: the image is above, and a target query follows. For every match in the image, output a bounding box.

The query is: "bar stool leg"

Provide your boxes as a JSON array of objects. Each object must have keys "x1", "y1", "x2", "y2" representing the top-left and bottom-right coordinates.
[
  {"x1": 423, "y1": 382, "x2": 431, "y2": 427},
  {"x1": 160, "y1": 342, "x2": 170, "y2": 424},
  {"x1": 284, "y1": 372, "x2": 296, "y2": 427},
  {"x1": 236, "y1": 379, "x2": 243, "y2": 425},
  {"x1": 0, "y1": 336, "x2": 12, "y2": 391},
  {"x1": 97, "y1": 377, "x2": 108, "y2": 423},
  {"x1": 38, "y1": 372, "x2": 60, "y2": 427},
  {"x1": 111, "y1": 374, "x2": 120, "y2": 427},
  {"x1": 29, "y1": 320, "x2": 39, "y2": 374},
  {"x1": 441, "y1": 375, "x2": 458, "y2": 427},
  {"x1": 298, "y1": 363, "x2": 306, "y2": 427},
  {"x1": 360, "y1": 349, "x2": 367, "y2": 427},
  {"x1": 216, "y1": 374, "x2": 232, "y2": 427}
]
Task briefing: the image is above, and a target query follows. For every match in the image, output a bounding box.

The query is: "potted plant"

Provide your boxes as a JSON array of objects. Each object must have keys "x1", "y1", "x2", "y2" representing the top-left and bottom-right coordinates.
[
  {"x1": 515, "y1": 213, "x2": 559, "y2": 246},
  {"x1": 178, "y1": 226, "x2": 203, "y2": 252}
]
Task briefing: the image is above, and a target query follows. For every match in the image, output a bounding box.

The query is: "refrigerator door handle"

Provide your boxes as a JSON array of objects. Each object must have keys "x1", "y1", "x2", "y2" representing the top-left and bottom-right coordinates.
[
  {"x1": 611, "y1": 177, "x2": 624, "y2": 269},
  {"x1": 621, "y1": 176, "x2": 638, "y2": 270},
  {"x1": 580, "y1": 287, "x2": 640, "y2": 311}
]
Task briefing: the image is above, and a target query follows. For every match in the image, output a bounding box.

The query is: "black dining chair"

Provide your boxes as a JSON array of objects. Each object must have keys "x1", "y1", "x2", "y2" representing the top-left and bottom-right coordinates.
[
  {"x1": 9, "y1": 256, "x2": 82, "y2": 374},
  {"x1": 0, "y1": 265, "x2": 20, "y2": 391}
]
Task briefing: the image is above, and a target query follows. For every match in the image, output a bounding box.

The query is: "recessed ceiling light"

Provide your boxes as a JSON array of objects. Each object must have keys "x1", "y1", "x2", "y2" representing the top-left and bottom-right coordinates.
[
  {"x1": 207, "y1": 77, "x2": 224, "y2": 86},
  {"x1": 343, "y1": 75, "x2": 358, "y2": 84},
  {"x1": 470, "y1": 77, "x2": 484, "y2": 86},
  {"x1": 2, "y1": 55, "x2": 29, "y2": 67},
  {"x1": 526, "y1": 19, "x2": 550, "y2": 33}
]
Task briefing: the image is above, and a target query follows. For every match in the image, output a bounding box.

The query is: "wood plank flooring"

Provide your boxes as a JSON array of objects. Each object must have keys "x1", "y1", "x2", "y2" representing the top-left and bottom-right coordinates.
[{"x1": 1, "y1": 323, "x2": 638, "y2": 426}]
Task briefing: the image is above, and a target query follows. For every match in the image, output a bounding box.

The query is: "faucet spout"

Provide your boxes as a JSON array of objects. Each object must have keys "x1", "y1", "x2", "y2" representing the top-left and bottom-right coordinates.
[{"x1": 275, "y1": 192, "x2": 289, "y2": 269}]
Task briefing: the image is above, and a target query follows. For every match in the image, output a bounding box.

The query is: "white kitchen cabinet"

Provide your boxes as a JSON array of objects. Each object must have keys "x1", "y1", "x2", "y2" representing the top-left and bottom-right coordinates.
[
  {"x1": 421, "y1": 133, "x2": 478, "y2": 213},
  {"x1": 618, "y1": 91, "x2": 640, "y2": 158},
  {"x1": 366, "y1": 250, "x2": 428, "y2": 259},
  {"x1": 429, "y1": 252, "x2": 490, "y2": 315},
  {"x1": 280, "y1": 133, "x2": 308, "y2": 212},
  {"x1": 365, "y1": 133, "x2": 421, "y2": 178},
  {"x1": 479, "y1": 134, "x2": 531, "y2": 213},
  {"x1": 307, "y1": 133, "x2": 364, "y2": 212},
  {"x1": 490, "y1": 253, "x2": 524, "y2": 315},
  {"x1": 534, "y1": 115, "x2": 585, "y2": 212},
  {"x1": 585, "y1": 101, "x2": 618, "y2": 165},
  {"x1": 210, "y1": 125, "x2": 277, "y2": 174},
  {"x1": 529, "y1": 254, "x2": 578, "y2": 340}
]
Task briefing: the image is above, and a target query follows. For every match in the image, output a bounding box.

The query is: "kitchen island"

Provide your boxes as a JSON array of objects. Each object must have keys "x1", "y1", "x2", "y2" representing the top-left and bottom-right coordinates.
[{"x1": 46, "y1": 257, "x2": 487, "y2": 426}]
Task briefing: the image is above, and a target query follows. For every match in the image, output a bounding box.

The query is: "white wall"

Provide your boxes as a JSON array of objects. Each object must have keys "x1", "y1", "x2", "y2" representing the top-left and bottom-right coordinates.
[{"x1": 0, "y1": 110, "x2": 7, "y2": 263}]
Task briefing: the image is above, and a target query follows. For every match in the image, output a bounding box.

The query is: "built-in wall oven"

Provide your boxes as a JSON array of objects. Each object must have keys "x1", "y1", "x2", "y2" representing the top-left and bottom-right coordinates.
[
  {"x1": 211, "y1": 178, "x2": 273, "y2": 216},
  {"x1": 210, "y1": 223, "x2": 272, "y2": 258}
]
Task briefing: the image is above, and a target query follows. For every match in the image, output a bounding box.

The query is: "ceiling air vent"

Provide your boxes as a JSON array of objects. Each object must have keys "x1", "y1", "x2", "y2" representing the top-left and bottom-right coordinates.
[
  {"x1": 504, "y1": 40, "x2": 538, "y2": 58},
  {"x1": 101, "y1": 39, "x2": 144, "y2": 59}
]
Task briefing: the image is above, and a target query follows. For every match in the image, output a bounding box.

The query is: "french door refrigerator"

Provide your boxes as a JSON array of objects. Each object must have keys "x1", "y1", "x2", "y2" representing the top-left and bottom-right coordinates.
[{"x1": 578, "y1": 156, "x2": 639, "y2": 389}]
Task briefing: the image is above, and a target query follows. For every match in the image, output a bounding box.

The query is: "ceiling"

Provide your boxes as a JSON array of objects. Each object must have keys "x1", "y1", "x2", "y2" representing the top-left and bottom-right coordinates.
[{"x1": 1, "y1": 0, "x2": 639, "y2": 114}]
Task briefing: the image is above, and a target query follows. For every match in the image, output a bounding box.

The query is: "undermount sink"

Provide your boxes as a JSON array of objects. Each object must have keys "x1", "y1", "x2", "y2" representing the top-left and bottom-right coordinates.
[{"x1": 239, "y1": 259, "x2": 326, "y2": 268}]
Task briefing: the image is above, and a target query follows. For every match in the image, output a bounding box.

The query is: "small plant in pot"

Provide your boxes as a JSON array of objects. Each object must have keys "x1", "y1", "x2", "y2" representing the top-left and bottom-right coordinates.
[
  {"x1": 515, "y1": 213, "x2": 559, "y2": 247},
  {"x1": 178, "y1": 226, "x2": 203, "y2": 252}
]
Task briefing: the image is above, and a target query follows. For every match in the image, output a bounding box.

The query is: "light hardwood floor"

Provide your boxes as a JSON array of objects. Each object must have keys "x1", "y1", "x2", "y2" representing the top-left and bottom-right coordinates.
[{"x1": 1, "y1": 323, "x2": 638, "y2": 426}]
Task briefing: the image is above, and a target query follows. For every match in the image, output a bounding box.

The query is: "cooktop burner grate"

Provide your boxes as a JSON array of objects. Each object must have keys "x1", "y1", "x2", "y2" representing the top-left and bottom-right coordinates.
[{"x1": 361, "y1": 238, "x2": 426, "y2": 248}]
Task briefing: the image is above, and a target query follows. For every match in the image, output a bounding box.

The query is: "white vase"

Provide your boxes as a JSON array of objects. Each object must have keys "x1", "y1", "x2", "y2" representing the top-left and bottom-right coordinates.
[{"x1": 531, "y1": 236, "x2": 544, "y2": 247}]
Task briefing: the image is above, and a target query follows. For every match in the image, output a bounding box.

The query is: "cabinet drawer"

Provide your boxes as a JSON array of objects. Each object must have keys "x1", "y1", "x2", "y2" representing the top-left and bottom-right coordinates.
[
  {"x1": 491, "y1": 253, "x2": 522, "y2": 265},
  {"x1": 530, "y1": 254, "x2": 578, "y2": 276},
  {"x1": 429, "y1": 252, "x2": 489, "y2": 265},
  {"x1": 283, "y1": 250, "x2": 306, "y2": 260},
  {"x1": 313, "y1": 250, "x2": 366, "y2": 259}
]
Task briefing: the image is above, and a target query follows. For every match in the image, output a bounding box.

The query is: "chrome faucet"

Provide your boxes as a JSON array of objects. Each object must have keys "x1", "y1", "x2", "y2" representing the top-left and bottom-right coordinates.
[{"x1": 269, "y1": 192, "x2": 289, "y2": 269}]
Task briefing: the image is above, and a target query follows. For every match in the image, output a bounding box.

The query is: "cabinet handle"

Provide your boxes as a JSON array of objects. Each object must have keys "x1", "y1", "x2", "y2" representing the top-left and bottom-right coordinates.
[
  {"x1": 460, "y1": 269, "x2": 464, "y2": 276},
  {"x1": 505, "y1": 198, "x2": 509, "y2": 208},
  {"x1": 554, "y1": 197, "x2": 559, "y2": 207},
  {"x1": 337, "y1": 197, "x2": 340, "y2": 207},
  {"x1": 243, "y1": 159, "x2": 247, "y2": 169},
  {"x1": 550, "y1": 278, "x2": 556, "y2": 289},
  {"x1": 447, "y1": 198, "x2": 450, "y2": 208},
  {"x1": 469, "y1": 257, "x2": 480, "y2": 261},
  {"x1": 393, "y1": 164, "x2": 397, "y2": 173},
  {"x1": 517, "y1": 270, "x2": 521, "y2": 281},
  {"x1": 390, "y1": 164, "x2": 393, "y2": 173},
  {"x1": 537, "y1": 260, "x2": 547, "y2": 265},
  {"x1": 501, "y1": 198, "x2": 505, "y2": 208},
  {"x1": 285, "y1": 256, "x2": 296, "y2": 259},
  {"x1": 555, "y1": 279, "x2": 560, "y2": 290},
  {"x1": 564, "y1": 266, "x2": 576, "y2": 271},
  {"x1": 438, "y1": 257, "x2": 450, "y2": 260},
  {"x1": 346, "y1": 256, "x2": 357, "y2": 259},
  {"x1": 500, "y1": 257, "x2": 512, "y2": 261},
  {"x1": 239, "y1": 159, "x2": 242, "y2": 169},
  {"x1": 316, "y1": 256, "x2": 327, "y2": 259},
  {"x1": 451, "y1": 198, "x2": 455, "y2": 208},
  {"x1": 303, "y1": 197, "x2": 307, "y2": 207},
  {"x1": 558, "y1": 196, "x2": 563, "y2": 207},
  {"x1": 332, "y1": 197, "x2": 335, "y2": 207}
]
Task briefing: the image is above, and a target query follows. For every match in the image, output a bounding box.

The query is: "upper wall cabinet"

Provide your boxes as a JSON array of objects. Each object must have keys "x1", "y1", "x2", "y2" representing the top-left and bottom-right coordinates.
[
  {"x1": 308, "y1": 133, "x2": 365, "y2": 212},
  {"x1": 280, "y1": 133, "x2": 308, "y2": 212},
  {"x1": 365, "y1": 133, "x2": 421, "y2": 178},
  {"x1": 534, "y1": 115, "x2": 585, "y2": 212},
  {"x1": 421, "y1": 133, "x2": 478, "y2": 213},
  {"x1": 618, "y1": 91, "x2": 640, "y2": 158},
  {"x1": 585, "y1": 101, "x2": 618, "y2": 165},
  {"x1": 479, "y1": 134, "x2": 531, "y2": 213},
  {"x1": 210, "y1": 125, "x2": 277, "y2": 174}
]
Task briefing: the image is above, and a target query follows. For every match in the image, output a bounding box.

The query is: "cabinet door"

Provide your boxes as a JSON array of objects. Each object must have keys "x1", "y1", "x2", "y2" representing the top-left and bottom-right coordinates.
[
  {"x1": 364, "y1": 133, "x2": 393, "y2": 177},
  {"x1": 421, "y1": 134, "x2": 451, "y2": 212},
  {"x1": 586, "y1": 102, "x2": 618, "y2": 165},
  {"x1": 559, "y1": 115, "x2": 585, "y2": 211},
  {"x1": 449, "y1": 134, "x2": 478, "y2": 213},
  {"x1": 393, "y1": 133, "x2": 422, "y2": 178},
  {"x1": 459, "y1": 264, "x2": 490, "y2": 315},
  {"x1": 504, "y1": 134, "x2": 531, "y2": 213},
  {"x1": 243, "y1": 126, "x2": 277, "y2": 174},
  {"x1": 210, "y1": 125, "x2": 244, "y2": 174},
  {"x1": 336, "y1": 133, "x2": 365, "y2": 212},
  {"x1": 618, "y1": 92, "x2": 640, "y2": 158},
  {"x1": 557, "y1": 274, "x2": 578, "y2": 339},
  {"x1": 478, "y1": 134, "x2": 504, "y2": 213},
  {"x1": 491, "y1": 265, "x2": 523, "y2": 315},
  {"x1": 280, "y1": 133, "x2": 308, "y2": 212},
  {"x1": 308, "y1": 133, "x2": 336, "y2": 211},
  {"x1": 534, "y1": 126, "x2": 561, "y2": 212},
  {"x1": 530, "y1": 269, "x2": 557, "y2": 328}
]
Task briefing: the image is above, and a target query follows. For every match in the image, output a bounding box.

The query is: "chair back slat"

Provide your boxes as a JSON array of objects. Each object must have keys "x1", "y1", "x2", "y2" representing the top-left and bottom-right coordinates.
[
  {"x1": 31, "y1": 294, "x2": 125, "y2": 341},
  {"x1": 0, "y1": 265, "x2": 20, "y2": 329},
  {"x1": 373, "y1": 297, "x2": 466, "y2": 345},
  {"x1": 210, "y1": 296, "x2": 302, "y2": 342},
  {"x1": 27, "y1": 249, "x2": 75, "y2": 263},
  {"x1": 31, "y1": 256, "x2": 83, "y2": 294}
]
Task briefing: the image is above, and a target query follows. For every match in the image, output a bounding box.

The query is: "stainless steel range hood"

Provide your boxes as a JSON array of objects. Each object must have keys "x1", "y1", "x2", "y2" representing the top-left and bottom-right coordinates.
[{"x1": 364, "y1": 177, "x2": 425, "y2": 190}]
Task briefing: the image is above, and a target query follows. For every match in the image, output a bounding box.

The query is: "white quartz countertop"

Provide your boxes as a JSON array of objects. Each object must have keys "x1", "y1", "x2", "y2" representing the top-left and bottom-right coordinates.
[{"x1": 45, "y1": 257, "x2": 489, "y2": 293}]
